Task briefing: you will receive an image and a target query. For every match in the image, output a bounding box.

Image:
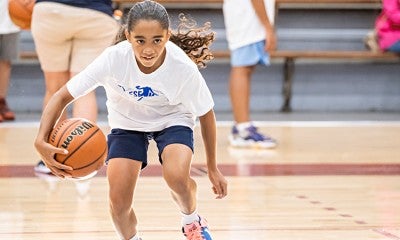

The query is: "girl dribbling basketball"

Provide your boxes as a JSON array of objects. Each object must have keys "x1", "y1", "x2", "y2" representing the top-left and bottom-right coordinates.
[{"x1": 34, "y1": 1, "x2": 228, "y2": 240}]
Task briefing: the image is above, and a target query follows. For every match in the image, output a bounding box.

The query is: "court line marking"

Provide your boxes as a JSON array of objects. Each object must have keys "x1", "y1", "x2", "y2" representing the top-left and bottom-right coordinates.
[
  {"x1": 295, "y1": 194, "x2": 369, "y2": 227},
  {"x1": 373, "y1": 229, "x2": 400, "y2": 240},
  {"x1": 0, "y1": 226, "x2": 393, "y2": 235},
  {"x1": 2, "y1": 163, "x2": 400, "y2": 178},
  {"x1": 1, "y1": 120, "x2": 400, "y2": 128}
]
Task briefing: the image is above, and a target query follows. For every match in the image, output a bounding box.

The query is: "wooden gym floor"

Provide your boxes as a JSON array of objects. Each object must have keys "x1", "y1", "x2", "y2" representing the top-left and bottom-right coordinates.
[{"x1": 0, "y1": 120, "x2": 400, "y2": 240}]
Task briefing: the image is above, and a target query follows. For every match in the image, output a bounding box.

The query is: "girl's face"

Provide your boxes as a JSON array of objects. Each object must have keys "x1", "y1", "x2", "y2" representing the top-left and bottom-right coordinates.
[{"x1": 125, "y1": 19, "x2": 170, "y2": 73}]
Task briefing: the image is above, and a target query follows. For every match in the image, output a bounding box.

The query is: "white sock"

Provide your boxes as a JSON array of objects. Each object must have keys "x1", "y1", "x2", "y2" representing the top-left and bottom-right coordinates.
[
  {"x1": 236, "y1": 121, "x2": 252, "y2": 132},
  {"x1": 236, "y1": 122, "x2": 253, "y2": 137},
  {"x1": 181, "y1": 210, "x2": 200, "y2": 225}
]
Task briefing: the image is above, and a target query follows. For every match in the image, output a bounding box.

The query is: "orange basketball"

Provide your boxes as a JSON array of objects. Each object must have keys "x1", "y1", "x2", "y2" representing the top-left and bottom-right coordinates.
[
  {"x1": 8, "y1": 0, "x2": 35, "y2": 30},
  {"x1": 48, "y1": 118, "x2": 108, "y2": 179}
]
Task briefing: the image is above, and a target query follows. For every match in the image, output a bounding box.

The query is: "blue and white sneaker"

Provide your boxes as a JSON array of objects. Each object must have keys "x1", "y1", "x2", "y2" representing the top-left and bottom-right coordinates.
[
  {"x1": 182, "y1": 215, "x2": 212, "y2": 240},
  {"x1": 229, "y1": 124, "x2": 277, "y2": 149}
]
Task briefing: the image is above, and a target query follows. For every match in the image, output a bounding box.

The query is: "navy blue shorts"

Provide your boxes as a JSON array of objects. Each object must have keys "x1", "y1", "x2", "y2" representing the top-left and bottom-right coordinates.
[{"x1": 106, "y1": 126, "x2": 194, "y2": 169}]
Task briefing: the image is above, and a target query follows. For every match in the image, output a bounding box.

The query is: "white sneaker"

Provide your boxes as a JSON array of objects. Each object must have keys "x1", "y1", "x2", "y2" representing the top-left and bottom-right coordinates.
[
  {"x1": 229, "y1": 124, "x2": 277, "y2": 149},
  {"x1": 34, "y1": 160, "x2": 52, "y2": 174}
]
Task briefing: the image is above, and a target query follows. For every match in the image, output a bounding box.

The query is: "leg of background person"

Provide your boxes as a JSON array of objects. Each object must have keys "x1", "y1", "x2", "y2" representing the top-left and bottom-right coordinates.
[
  {"x1": 43, "y1": 71, "x2": 70, "y2": 122},
  {"x1": 0, "y1": 60, "x2": 15, "y2": 121},
  {"x1": 70, "y1": 71, "x2": 98, "y2": 197},
  {"x1": 34, "y1": 71, "x2": 70, "y2": 173},
  {"x1": 228, "y1": 64, "x2": 277, "y2": 149},
  {"x1": 35, "y1": 65, "x2": 97, "y2": 174},
  {"x1": 0, "y1": 60, "x2": 11, "y2": 99},
  {"x1": 70, "y1": 72, "x2": 98, "y2": 122},
  {"x1": 229, "y1": 65, "x2": 256, "y2": 123},
  {"x1": 72, "y1": 91, "x2": 97, "y2": 122}
]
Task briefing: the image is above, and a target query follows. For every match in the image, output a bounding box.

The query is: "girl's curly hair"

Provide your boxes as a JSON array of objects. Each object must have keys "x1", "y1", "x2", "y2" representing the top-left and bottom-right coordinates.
[
  {"x1": 115, "y1": 0, "x2": 215, "y2": 68},
  {"x1": 169, "y1": 13, "x2": 215, "y2": 68}
]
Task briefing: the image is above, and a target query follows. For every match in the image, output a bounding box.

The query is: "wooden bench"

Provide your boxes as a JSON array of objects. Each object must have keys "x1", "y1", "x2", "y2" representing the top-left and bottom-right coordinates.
[
  {"x1": 20, "y1": 0, "x2": 399, "y2": 112},
  {"x1": 113, "y1": 0, "x2": 383, "y2": 9},
  {"x1": 263, "y1": 51, "x2": 399, "y2": 112},
  {"x1": 113, "y1": 0, "x2": 222, "y2": 9},
  {"x1": 212, "y1": 50, "x2": 399, "y2": 111},
  {"x1": 277, "y1": 0, "x2": 382, "y2": 8}
]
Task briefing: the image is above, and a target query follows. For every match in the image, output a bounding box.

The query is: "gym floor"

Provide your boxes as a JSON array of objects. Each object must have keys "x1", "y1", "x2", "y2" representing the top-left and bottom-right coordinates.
[{"x1": 1, "y1": 113, "x2": 399, "y2": 240}]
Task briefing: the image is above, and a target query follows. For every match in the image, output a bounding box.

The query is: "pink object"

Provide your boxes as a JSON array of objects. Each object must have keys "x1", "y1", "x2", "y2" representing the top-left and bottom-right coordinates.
[{"x1": 376, "y1": 0, "x2": 400, "y2": 50}]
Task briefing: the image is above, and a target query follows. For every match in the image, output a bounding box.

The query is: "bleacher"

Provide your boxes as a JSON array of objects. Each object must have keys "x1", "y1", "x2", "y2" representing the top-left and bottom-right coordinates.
[{"x1": 14, "y1": 0, "x2": 400, "y2": 113}]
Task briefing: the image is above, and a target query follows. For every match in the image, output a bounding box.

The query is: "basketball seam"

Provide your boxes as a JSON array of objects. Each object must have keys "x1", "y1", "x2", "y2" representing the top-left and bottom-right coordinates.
[
  {"x1": 62, "y1": 128, "x2": 102, "y2": 165},
  {"x1": 54, "y1": 119, "x2": 81, "y2": 147},
  {"x1": 72, "y1": 146, "x2": 107, "y2": 170}
]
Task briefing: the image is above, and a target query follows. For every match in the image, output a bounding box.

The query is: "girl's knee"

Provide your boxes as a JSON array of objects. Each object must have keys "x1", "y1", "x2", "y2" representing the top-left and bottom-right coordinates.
[
  {"x1": 109, "y1": 194, "x2": 132, "y2": 216},
  {"x1": 165, "y1": 175, "x2": 195, "y2": 194}
]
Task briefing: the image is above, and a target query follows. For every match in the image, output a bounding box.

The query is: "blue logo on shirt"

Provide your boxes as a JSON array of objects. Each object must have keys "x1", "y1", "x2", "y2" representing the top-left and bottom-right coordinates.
[
  {"x1": 134, "y1": 85, "x2": 158, "y2": 101},
  {"x1": 118, "y1": 84, "x2": 158, "y2": 101}
]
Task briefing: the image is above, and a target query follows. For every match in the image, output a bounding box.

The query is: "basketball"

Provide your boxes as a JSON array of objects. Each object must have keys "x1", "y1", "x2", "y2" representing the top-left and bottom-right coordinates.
[
  {"x1": 8, "y1": 0, "x2": 35, "y2": 30},
  {"x1": 48, "y1": 118, "x2": 108, "y2": 179}
]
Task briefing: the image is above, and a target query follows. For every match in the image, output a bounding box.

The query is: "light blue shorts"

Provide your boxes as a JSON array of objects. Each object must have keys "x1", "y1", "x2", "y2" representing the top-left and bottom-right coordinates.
[{"x1": 230, "y1": 40, "x2": 270, "y2": 67}]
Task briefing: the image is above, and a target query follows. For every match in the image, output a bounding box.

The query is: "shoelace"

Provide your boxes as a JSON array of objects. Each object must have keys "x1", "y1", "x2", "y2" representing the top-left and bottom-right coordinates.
[{"x1": 185, "y1": 224, "x2": 203, "y2": 240}]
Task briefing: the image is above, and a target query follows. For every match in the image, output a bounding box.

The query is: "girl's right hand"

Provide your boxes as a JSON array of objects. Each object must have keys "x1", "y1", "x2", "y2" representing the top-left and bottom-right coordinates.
[{"x1": 34, "y1": 140, "x2": 73, "y2": 178}]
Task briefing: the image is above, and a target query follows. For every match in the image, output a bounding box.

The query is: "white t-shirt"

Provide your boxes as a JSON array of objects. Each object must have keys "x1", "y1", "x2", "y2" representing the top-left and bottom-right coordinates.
[
  {"x1": 0, "y1": 0, "x2": 20, "y2": 34},
  {"x1": 223, "y1": 0, "x2": 275, "y2": 50},
  {"x1": 67, "y1": 41, "x2": 214, "y2": 132}
]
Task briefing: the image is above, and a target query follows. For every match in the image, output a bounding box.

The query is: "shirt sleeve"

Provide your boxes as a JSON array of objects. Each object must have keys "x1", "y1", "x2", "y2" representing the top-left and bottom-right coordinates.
[
  {"x1": 175, "y1": 69, "x2": 215, "y2": 117},
  {"x1": 66, "y1": 48, "x2": 111, "y2": 98}
]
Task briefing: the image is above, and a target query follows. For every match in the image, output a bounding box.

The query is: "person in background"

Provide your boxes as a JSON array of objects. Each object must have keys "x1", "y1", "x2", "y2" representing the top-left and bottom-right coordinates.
[
  {"x1": 376, "y1": 0, "x2": 400, "y2": 53},
  {"x1": 34, "y1": 1, "x2": 228, "y2": 240},
  {"x1": 31, "y1": 0, "x2": 119, "y2": 173},
  {"x1": 223, "y1": 0, "x2": 278, "y2": 148},
  {"x1": 0, "y1": 0, "x2": 19, "y2": 122}
]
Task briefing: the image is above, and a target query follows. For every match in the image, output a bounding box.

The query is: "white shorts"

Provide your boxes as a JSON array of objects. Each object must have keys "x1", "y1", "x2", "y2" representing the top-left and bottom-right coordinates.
[{"x1": 31, "y1": 2, "x2": 119, "y2": 72}]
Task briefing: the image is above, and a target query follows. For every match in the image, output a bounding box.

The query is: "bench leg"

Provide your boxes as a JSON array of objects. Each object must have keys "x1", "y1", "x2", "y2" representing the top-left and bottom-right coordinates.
[{"x1": 282, "y1": 57, "x2": 294, "y2": 112}]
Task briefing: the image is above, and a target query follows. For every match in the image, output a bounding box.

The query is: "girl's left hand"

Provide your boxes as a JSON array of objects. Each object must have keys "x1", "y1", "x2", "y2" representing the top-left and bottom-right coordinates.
[{"x1": 208, "y1": 168, "x2": 228, "y2": 199}]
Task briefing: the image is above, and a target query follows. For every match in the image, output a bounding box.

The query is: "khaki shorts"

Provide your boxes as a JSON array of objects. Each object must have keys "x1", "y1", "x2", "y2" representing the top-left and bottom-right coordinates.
[
  {"x1": 0, "y1": 32, "x2": 19, "y2": 61},
  {"x1": 31, "y1": 2, "x2": 119, "y2": 72}
]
